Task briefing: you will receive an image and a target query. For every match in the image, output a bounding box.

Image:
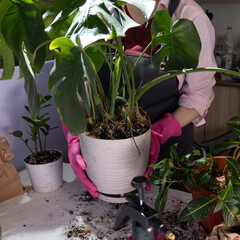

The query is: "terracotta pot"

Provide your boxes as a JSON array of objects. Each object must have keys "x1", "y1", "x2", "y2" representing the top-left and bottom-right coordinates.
[
  {"x1": 185, "y1": 156, "x2": 227, "y2": 235},
  {"x1": 24, "y1": 150, "x2": 63, "y2": 193},
  {"x1": 79, "y1": 128, "x2": 151, "y2": 203}
]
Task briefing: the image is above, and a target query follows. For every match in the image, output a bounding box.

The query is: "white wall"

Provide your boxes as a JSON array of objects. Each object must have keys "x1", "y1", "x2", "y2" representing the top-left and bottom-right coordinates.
[
  {"x1": 0, "y1": 61, "x2": 68, "y2": 171},
  {"x1": 199, "y1": 2, "x2": 240, "y2": 40}
]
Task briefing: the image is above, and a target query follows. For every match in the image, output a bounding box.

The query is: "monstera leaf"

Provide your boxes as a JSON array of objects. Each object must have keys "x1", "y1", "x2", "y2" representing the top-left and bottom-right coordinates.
[
  {"x1": 46, "y1": 0, "x2": 156, "y2": 48},
  {"x1": 1, "y1": 0, "x2": 49, "y2": 118},
  {"x1": 151, "y1": 10, "x2": 201, "y2": 70},
  {"x1": 0, "y1": 0, "x2": 14, "y2": 80}
]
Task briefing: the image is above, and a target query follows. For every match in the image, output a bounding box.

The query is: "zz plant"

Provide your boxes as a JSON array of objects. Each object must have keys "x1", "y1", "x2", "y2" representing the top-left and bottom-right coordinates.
[
  {"x1": 149, "y1": 112, "x2": 240, "y2": 227},
  {"x1": 9, "y1": 95, "x2": 58, "y2": 159}
]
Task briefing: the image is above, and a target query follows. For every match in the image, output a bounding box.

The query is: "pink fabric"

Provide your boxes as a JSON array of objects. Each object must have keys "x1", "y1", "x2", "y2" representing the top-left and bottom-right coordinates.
[
  {"x1": 164, "y1": 0, "x2": 217, "y2": 126},
  {"x1": 62, "y1": 123, "x2": 98, "y2": 198},
  {"x1": 144, "y1": 113, "x2": 181, "y2": 190},
  {"x1": 128, "y1": 233, "x2": 165, "y2": 240}
]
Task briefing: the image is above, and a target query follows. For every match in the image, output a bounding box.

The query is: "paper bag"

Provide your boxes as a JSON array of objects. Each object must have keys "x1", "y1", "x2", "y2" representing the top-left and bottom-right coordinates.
[
  {"x1": 0, "y1": 136, "x2": 24, "y2": 202},
  {"x1": 206, "y1": 216, "x2": 240, "y2": 240}
]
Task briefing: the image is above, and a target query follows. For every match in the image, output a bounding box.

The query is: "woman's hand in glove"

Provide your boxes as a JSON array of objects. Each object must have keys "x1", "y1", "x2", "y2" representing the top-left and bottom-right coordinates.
[{"x1": 62, "y1": 123, "x2": 98, "y2": 198}]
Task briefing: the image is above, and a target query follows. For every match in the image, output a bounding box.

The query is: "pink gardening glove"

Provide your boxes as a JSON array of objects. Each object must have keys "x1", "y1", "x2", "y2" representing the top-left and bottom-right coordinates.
[
  {"x1": 62, "y1": 123, "x2": 98, "y2": 198},
  {"x1": 128, "y1": 233, "x2": 165, "y2": 240},
  {"x1": 144, "y1": 113, "x2": 182, "y2": 190}
]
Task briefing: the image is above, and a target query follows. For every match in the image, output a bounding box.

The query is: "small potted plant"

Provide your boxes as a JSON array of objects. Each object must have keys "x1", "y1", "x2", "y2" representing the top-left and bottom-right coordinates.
[
  {"x1": 149, "y1": 112, "x2": 240, "y2": 235},
  {"x1": 10, "y1": 94, "x2": 63, "y2": 193}
]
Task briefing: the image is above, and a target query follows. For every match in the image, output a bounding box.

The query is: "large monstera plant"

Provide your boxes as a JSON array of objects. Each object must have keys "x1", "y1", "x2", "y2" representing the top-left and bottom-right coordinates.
[{"x1": 1, "y1": 0, "x2": 240, "y2": 137}]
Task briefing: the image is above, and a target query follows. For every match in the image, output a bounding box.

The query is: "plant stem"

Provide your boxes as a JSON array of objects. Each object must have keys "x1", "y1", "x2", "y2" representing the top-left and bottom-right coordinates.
[
  {"x1": 136, "y1": 67, "x2": 240, "y2": 102},
  {"x1": 20, "y1": 137, "x2": 34, "y2": 155},
  {"x1": 38, "y1": 129, "x2": 44, "y2": 154}
]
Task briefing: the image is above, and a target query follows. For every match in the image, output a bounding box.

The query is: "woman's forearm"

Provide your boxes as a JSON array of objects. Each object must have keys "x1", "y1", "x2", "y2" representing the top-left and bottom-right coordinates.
[{"x1": 172, "y1": 106, "x2": 200, "y2": 128}]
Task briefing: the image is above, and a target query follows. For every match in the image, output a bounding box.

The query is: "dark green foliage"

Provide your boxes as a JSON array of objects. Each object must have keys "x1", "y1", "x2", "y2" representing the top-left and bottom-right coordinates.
[{"x1": 149, "y1": 112, "x2": 240, "y2": 227}]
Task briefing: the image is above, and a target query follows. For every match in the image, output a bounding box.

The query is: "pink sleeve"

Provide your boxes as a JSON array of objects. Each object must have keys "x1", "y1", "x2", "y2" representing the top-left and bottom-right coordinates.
[{"x1": 177, "y1": 11, "x2": 217, "y2": 126}]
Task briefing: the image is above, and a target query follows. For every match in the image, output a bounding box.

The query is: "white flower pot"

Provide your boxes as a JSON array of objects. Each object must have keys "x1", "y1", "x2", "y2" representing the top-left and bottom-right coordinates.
[
  {"x1": 24, "y1": 150, "x2": 63, "y2": 193},
  {"x1": 79, "y1": 128, "x2": 151, "y2": 203}
]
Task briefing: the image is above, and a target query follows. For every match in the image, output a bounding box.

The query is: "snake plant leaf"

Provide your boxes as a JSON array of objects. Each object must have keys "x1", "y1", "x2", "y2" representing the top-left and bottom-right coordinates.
[
  {"x1": 222, "y1": 199, "x2": 239, "y2": 226},
  {"x1": 0, "y1": 0, "x2": 15, "y2": 80},
  {"x1": 179, "y1": 197, "x2": 217, "y2": 223},
  {"x1": 226, "y1": 157, "x2": 240, "y2": 179},
  {"x1": 1, "y1": 0, "x2": 48, "y2": 73},
  {"x1": 49, "y1": 37, "x2": 92, "y2": 135},
  {"x1": 151, "y1": 11, "x2": 201, "y2": 71}
]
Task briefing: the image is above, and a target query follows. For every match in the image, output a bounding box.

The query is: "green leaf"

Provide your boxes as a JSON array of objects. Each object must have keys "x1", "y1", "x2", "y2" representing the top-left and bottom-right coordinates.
[
  {"x1": 43, "y1": 0, "x2": 86, "y2": 39},
  {"x1": 197, "y1": 171, "x2": 211, "y2": 186},
  {"x1": 85, "y1": 43, "x2": 106, "y2": 72},
  {"x1": 226, "y1": 157, "x2": 240, "y2": 179},
  {"x1": 226, "y1": 123, "x2": 240, "y2": 137},
  {"x1": 207, "y1": 184, "x2": 220, "y2": 191},
  {"x1": 1, "y1": 0, "x2": 48, "y2": 72},
  {"x1": 218, "y1": 184, "x2": 234, "y2": 201},
  {"x1": 185, "y1": 173, "x2": 198, "y2": 189},
  {"x1": 213, "y1": 201, "x2": 224, "y2": 213},
  {"x1": 47, "y1": 0, "x2": 155, "y2": 48},
  {"x1": 169, "y1": 143, "x2": 179, "y2": 162},
  {"x1": 0, "y1": 0, "x2": 15, "y2": 80},
  {"x1": 186, "y1": 158, "x2": 208, "y2": 167},
  {"x1": 215, "y1": 139, "x2": 240, "y2": 150},
  {"x1": 222, "y1": 200, "x2": 239, "y2": 226},
  {"x1": 230, "y1": 177, "x2": 240, "y2": 191},
  {"x1": 179, "y1": 197, "x2": 217, "y2": 223},
  {"x1": 233, "y1": 189, "x2": 240, "y2": 201},
  {"x1": 22, "y1": 116, "x2": 37, "y2": 126},
  {"x1": 148, "y1": 169, "x2": 166, "y2": 185},
  {"x1": 49, "y1": 37, "x2": 93, "y2": 135},
  {"x1": 9, "y1": 131, "x2": 23, "y2": 138},
  {"x1": 151, "y1": 14, "x2": 201, "y2": 71},
  {"x1": 151, "y1": 9, "x2": 172, "y2": 35},
  {"x1": 155, "y1": 183, "x2": 170, "y2": 217}
]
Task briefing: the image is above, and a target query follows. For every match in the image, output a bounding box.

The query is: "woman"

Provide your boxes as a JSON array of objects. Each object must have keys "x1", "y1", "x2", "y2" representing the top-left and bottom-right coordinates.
[{"x1": 63, "y1": 0, "x2": 216, "y2": 196}]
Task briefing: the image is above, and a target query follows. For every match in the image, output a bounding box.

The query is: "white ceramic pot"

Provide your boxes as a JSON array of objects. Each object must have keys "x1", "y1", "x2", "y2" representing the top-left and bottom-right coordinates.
[
  {"x1": 79, "y1": 128, "x2": 151, "y2": 203},
  {"x1": 24, "y1": 150, "x2": 63, "y2": 193}
]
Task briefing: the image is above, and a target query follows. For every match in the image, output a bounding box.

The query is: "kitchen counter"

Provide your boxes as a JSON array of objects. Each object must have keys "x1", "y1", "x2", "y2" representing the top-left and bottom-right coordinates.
[{"x1": 0, "y1": 163, "x2": 205, "y2": 240}]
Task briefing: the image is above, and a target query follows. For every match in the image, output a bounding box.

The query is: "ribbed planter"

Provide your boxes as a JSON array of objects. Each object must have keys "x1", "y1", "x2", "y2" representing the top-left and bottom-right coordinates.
[
  {"x1": 79, "y1": 128, "x2": 151, "y2": 203},
  {"x1": 24, "y1": 150, "x2": 63, "y2": 193},
  {"x1": 185, "y1": 156, "x2": 227, "y2": 235}
]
